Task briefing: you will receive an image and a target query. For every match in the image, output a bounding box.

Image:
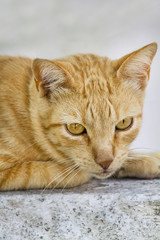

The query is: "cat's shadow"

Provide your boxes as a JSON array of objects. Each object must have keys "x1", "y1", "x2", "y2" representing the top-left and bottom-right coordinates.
[{"x1": 0, "y1": 178, "x2": 158, "y2": 196}]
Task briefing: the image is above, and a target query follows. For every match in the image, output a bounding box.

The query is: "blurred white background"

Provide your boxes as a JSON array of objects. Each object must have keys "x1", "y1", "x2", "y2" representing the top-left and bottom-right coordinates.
[{"x1": 0, "y1": 0, "x2": 160, "y2": 150}]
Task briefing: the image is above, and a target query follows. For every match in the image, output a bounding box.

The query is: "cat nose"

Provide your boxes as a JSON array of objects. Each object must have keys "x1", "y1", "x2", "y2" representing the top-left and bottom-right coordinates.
[{"x1": 99, "y1": 160, "x2": 113, "y2": 170}]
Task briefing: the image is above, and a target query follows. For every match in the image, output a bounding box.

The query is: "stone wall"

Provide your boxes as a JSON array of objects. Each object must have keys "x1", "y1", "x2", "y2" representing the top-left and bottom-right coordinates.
[{"x1": 0, "y1": 179, "x2": 160, "y2": 240}]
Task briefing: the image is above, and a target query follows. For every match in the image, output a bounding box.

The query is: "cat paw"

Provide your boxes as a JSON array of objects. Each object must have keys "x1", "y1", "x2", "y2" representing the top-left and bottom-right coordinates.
[
  {"x1": 115, "y1": 156, "x2": 160, "y2": 179},
  {"x1": 115, "y1": 166, "x2": 131, "y2": 178}
]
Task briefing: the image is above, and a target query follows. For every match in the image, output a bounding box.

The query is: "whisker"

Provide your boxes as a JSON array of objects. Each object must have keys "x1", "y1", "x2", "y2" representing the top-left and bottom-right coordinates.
[
  {"x1": 128, "y1": 147, "x2": 153, "y2": 152},
  {"x1": 61, "y1": 168, "x2": 81, "y2": 193},
  {"x1": 47, "y1": 162, "x2": 59, "y2": 169},
  {"x1": 46, "y1": 160, "x2": 72, "y2": 169},
  {"x1": 41, "y1": 165, "x2": 74, "y2": 194},
  {"x1": 41, "y1": 164, "x2": 78, "y2": 195},
  {"x1": 1, "y1": 138, "x2": 44, "y2": 153},
  {"x1": 127, "y1": 153, "x2": 159, "y2": 162},
  {"x1": 50, "y1": 165, "x2": 79, "y2": 192},
  {"x1": 1, "y1": 131, "x2": 56, "y2": 153}
]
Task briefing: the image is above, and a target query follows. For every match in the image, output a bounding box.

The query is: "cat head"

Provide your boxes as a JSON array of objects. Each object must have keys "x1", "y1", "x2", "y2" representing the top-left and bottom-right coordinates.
[{"x1": 32, "y1": 43, "x2": 157, "y2": 179}]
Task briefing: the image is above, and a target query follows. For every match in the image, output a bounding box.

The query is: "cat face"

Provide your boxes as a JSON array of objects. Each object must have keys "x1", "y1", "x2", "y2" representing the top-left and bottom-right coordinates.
[{"x1": 32, "y1": 43, "x2": 157, "y2": 178}]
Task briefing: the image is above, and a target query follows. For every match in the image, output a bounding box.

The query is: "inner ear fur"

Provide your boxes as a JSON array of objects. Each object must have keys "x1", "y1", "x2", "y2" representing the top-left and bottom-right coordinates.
[
  {"x1": 32, "y1": 59, "x2": 70, "y2": 97},
  {"x1": 113, "y1": 42, "x2": 158, "y2": 90}
]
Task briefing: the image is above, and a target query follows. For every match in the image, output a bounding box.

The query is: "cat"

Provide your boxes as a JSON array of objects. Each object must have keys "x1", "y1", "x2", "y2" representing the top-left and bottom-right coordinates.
[{"x1": 0, "y1": 43, "x2": 160, "y2": 191}]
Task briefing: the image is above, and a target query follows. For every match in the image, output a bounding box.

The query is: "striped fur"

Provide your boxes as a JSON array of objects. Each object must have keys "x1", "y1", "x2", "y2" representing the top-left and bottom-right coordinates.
[{"x1": 0, "y1": 43, "x2": 159, "y2": 190}]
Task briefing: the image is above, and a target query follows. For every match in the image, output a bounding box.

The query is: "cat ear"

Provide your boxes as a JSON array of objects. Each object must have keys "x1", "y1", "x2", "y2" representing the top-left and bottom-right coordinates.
[
  {"x1": 114, "y1": 43, "x2": 158, "y2": 90},
  {"x1": 32, "y1": 59, "x2": 69, "y2": 97}
]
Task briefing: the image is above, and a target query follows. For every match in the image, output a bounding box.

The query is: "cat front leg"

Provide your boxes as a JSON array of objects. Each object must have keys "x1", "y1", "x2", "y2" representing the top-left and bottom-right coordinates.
[
  {"x1": 115, "y1": 152, "x2": 160, "y2": 179},
  {"x1": 0, "y1": 160, "x2": 91, "y2": 191}
]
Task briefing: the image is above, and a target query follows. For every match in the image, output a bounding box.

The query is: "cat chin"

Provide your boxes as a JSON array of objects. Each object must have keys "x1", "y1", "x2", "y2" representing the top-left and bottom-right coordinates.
[{"x1": 93, "y1": 171, "x2": 113, "y2": 179}]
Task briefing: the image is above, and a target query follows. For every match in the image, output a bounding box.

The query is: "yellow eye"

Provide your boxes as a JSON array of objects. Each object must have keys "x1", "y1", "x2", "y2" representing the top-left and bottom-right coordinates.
[
  {"x1": 116, "y1": 117, "x2": 133, "y2": 131},
  {"x1": 66, "y1": 123, "x2": 86, "y2": 135}
]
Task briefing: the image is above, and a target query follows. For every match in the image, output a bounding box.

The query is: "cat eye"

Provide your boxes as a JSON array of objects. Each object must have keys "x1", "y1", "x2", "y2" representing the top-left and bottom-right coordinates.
[
  {"x1": 66, "y1": 123, "x2": 86, "y2": 135},
  {"x1": 116, "y1": 117, "x2": 133, "y2": 131}
]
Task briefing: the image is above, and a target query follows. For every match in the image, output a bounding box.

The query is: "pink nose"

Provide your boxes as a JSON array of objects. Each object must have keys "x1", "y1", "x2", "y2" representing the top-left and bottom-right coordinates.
[{"x1": 99, "y1": 160, "x2": 113, "y2": 170}]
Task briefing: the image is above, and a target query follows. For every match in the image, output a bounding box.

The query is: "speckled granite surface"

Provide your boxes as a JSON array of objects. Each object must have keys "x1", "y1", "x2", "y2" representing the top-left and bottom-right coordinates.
[{"x1": 0, "y1": 179, "x2": 160, "y2": 240}]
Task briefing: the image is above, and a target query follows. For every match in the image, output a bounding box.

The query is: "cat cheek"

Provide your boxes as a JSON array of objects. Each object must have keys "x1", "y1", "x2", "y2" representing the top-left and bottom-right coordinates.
[{"x1": 114, "y1": 132, "x2": 138, "y2": 153}]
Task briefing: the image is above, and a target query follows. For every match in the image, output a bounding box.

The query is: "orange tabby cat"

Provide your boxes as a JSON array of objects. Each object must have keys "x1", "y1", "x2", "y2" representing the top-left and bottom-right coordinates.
[{"x1": 0, "y1": 43, "x2": 159, "y2": 190}]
